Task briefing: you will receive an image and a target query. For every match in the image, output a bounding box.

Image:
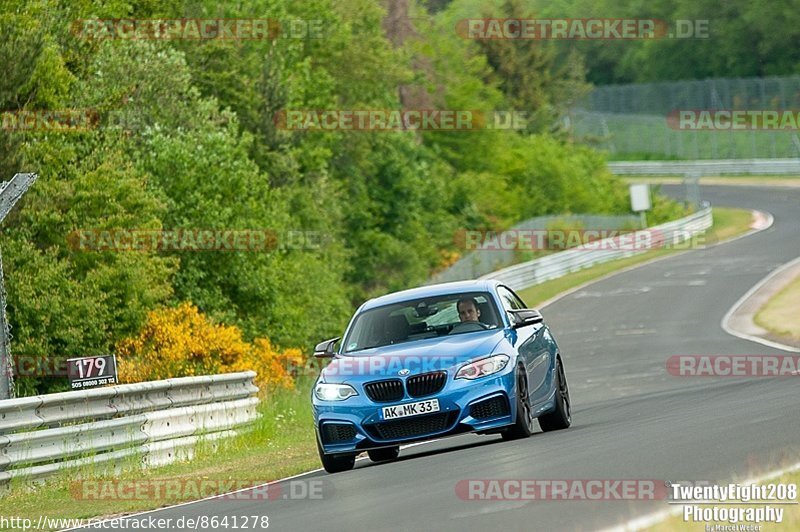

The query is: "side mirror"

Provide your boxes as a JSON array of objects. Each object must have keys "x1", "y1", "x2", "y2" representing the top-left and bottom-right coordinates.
[
  {"x1": 508, "y1": 308, "x2": 544, "y2": 328},
  {"x1": 314, "y1": 337, "x2": 340, "y2": 358}
]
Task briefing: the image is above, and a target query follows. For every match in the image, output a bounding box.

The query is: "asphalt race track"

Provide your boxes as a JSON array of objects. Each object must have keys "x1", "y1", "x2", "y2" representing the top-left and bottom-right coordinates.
[{"x1": 95, "y1": 185, "x2": 800, "y2": 531}]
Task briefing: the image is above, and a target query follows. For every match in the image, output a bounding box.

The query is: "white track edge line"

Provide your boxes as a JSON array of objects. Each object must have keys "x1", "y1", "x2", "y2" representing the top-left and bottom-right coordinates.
[{"x1": 720, "y1": 249, "x2": 800, "y2": 354}]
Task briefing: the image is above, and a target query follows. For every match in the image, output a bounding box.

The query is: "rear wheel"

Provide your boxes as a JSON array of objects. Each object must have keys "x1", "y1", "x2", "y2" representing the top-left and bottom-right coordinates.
[
  {"x1": 538, "y1": 357, "x2": 571, "y2": 432},
  {"x1": 317, "y1": 439, "x2": 356, "y2": 473},
  {"x1": 368, "y1": 446, "x2": 400, "y2": 462},
  {"x1": 502, "y1": 366, "x2": 535, "y2": 440}
]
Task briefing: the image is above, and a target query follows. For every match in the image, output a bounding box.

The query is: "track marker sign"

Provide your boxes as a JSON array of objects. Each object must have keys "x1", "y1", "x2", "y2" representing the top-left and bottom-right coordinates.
[
  {"x1": 67, "y1": 355, "x2": 118, "y2": 389},
  {"x1": 629, "y1": 183, "x2": 652, "y2": 226},
  {"x1": 629, "y1": 183, "x2": 651, "y2": 212}
]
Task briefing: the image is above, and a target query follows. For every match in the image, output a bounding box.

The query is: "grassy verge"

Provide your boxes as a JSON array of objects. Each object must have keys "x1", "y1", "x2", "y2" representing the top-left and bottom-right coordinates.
[
  {"x1": 0, "y1": 378, "x2": 319, "y2": 531},
  {"x1": 581, "y1": 112, "x2": 800, "y2": 160},
  {"x1": 0, "y1": 207, "x2": 756, "y2": 530},
  {"x1": 647, "y1": 470, "x2": 800, "y2": 531},
  {"x1": 754, "y1": 273, "x2": 800, "y2": 342},
  {"x1": 518, "y1": 207, "x2": 754, "y2": 308}
]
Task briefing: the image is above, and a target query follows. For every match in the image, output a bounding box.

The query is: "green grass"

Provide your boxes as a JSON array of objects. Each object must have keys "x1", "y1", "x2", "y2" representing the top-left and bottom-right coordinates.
[
  {"x1": 576, "y1": 112, "x2": 800, "y2": 160},
  {"x1": 710, "y1": 207, "x2": 757, "y2": 242},
  {"x1": 755, "y1": 273, "x2": 800, "y2": 341},
  {"x1": 606, "y1": 151, "x2": 685, "y2": 161},
  {"x1": 518, "y1": 207, "x2": 754, "y2": 308},
  {"x1": 0, "y1": 378, "x2": 319, "y2": 531}
]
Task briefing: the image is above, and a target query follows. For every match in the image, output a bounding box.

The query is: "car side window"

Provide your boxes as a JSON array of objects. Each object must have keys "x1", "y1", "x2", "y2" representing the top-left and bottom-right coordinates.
[
  {"x1": 508, "y1": 287, "x2": 527, "y2": 309},
  {"x1": 497, "y1": 287, "x2": 522, "y2": 312}
]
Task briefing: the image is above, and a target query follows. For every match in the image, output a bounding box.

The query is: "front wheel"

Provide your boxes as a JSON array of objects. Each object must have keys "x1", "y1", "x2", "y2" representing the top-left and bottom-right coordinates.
[
  {"x1": 538, "y1": 357, "x2": 572, "y2": 432},
  {"x1": 502, "y1": 366, "x2": 535, "y2": 440},
  {"x1": 317, "y1": 439, "x2": 356, "y2": 473}
]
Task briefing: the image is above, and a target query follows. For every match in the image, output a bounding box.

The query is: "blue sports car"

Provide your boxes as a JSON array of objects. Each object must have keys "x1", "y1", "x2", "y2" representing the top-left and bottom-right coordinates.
[{"x1": 311, "y1": 279, "x2": 571, "y2": 473}]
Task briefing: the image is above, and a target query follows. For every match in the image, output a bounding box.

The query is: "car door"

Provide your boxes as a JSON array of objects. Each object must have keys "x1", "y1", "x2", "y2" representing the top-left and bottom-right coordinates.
[{"x1": 500, "y1": 286, "x2": 550, "y2": 404}]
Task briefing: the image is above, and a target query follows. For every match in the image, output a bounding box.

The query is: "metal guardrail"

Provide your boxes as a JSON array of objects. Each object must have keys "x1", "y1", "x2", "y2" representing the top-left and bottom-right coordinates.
[
  {"x1": 608, "y1": 159, "x2": 800, "y2": 176},
  {"x1": 0, "y1": 371, "x2": 259, "y2": 486},
  {"x1": 429, "y1": 213, "x2": 641, "y2": 284},
  {"x1": 481, "y1": 207, "x2": 713, "y2": 291}
]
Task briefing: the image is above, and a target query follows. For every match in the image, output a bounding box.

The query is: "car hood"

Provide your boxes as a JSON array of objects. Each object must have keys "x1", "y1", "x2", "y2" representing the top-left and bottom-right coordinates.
[{"x1": 320, "y1": 329, "x2": 507, "y2": 383}]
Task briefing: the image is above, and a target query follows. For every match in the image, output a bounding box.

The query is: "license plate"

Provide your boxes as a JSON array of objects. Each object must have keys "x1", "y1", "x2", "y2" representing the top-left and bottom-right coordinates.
[{"x1": 381, "y1": 399, "x2": 440, "y2": 420}]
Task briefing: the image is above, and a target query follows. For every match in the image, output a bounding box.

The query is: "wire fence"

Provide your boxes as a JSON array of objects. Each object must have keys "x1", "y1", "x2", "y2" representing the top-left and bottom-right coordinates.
[{"x1": 569, "y1": 76, "x2": 800, "y2": 159}]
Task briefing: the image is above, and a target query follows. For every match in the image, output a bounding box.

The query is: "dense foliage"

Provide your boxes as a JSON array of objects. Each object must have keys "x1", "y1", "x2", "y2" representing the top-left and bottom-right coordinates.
[{"x1": 431, "y1": 0, "x2": 800, "y2": 85}]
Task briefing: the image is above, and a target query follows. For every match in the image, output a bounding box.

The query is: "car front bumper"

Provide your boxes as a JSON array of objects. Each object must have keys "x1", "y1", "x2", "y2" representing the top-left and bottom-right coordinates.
[{"x1": 313, "y1": 369, "x2": 517, "y2": 454}]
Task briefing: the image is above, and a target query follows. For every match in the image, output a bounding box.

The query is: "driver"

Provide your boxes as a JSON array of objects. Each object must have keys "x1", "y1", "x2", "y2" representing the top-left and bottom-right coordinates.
[{"x1": 457, "y1": 297, "x2": 481, "y2": 323}]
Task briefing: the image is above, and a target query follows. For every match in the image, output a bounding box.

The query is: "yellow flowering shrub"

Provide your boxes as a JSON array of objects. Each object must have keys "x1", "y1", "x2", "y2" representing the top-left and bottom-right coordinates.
[
  {"x1": 437, "y1": 249, "x2": 461, "y2": 271},
  {"x1": 116, "y1": 302, "x2": 305, "y2": 391}
]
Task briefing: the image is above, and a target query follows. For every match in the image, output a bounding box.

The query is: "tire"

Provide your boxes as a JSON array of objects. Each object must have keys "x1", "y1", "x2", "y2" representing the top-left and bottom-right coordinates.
[
  {"x1": 368, "y1": 446, "x2": 400, "y2": 462},
  {"x1": 502, "y1": 366, "x2": 535, "y2": 440},
  {"x1": 317, "y1": 439, "x2": 356, "y2": 473},
  {"x1": 538, "y1": 357, "x2": 572, "y2": 432}
]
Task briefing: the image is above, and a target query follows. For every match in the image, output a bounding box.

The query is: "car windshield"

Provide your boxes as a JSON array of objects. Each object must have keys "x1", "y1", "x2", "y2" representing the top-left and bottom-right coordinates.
[{"x1": 342, "y1": 291, "x2": 502, "y2": 353}]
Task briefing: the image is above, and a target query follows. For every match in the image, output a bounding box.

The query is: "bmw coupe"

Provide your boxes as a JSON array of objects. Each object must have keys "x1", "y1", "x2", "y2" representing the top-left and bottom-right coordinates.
[{"x1": 312, "y1": 279, "x2": 571, "y2": 473}]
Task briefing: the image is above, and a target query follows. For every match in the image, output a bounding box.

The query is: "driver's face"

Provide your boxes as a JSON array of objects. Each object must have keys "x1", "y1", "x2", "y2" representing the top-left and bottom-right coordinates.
[{"x1": 458, "y1": 301, "x2": 480, "y2": 322}]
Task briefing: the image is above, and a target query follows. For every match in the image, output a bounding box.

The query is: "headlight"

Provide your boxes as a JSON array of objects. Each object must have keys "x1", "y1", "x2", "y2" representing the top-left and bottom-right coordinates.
[
  {"x1": 456, "y1": 354, "x2": 510, "y2": 380},
  {"x1": 314, "y1": 383, "x2": 358, "y2": 401}
]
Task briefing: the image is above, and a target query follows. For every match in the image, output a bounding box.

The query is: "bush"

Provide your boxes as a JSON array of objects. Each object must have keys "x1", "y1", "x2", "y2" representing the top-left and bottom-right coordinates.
[{"x1": 116, "y1": 302, "x2": 303, "y2": 392}]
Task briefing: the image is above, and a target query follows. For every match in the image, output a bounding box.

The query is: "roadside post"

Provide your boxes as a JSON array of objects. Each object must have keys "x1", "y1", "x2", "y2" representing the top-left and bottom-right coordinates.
[
  {"x1": 629, "y1": 183, "x2": 652, "y2": 228},
  {"x1": 0, "y1": 172, "x2": 38, "y2": 399}
]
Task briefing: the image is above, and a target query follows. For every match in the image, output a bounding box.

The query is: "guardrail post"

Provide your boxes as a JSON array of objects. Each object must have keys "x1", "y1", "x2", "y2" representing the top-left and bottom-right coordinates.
[
  {"x1": 684, "y1": 171, "x2": 701, "y2": 208},
  {"x1": 0, "y1": 248, "x2": 11, "y2": 400}
]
